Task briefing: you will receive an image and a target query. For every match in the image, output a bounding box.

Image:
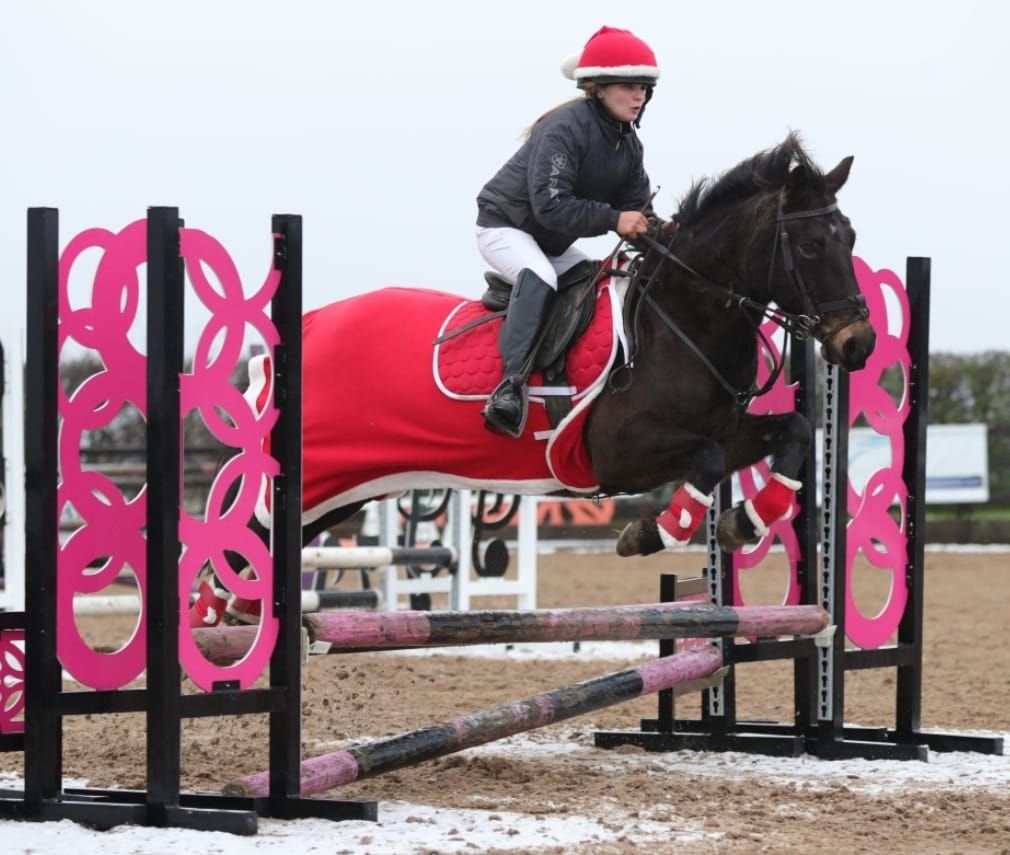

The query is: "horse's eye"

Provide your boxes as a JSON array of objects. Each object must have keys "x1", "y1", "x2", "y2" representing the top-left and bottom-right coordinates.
[{"x1": 798, "y1": 241, "x2": 820, "y2": 259}]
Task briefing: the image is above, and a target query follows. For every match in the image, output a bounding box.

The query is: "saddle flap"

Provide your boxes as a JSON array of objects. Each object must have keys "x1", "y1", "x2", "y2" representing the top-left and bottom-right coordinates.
[
  {"x1": 434, "y1": 272, "x2": 624, "y2": 403},
  {"x1": 533, "y1": 284, "x2": 597, "y2": 372}
]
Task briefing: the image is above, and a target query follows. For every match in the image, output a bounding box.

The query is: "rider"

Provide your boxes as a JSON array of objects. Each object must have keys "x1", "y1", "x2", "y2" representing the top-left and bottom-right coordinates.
[{"x1": 476, "y1": 25, "x2": 662, "y2": 437}]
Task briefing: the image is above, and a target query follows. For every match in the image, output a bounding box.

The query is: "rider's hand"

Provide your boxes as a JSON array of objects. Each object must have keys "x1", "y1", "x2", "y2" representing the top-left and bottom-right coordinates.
[
  {"x1": 644, "y1": 218, "x2": 679, "y2": 239},
  {"x1": 616, "y1": 210, "x2": 650, "y2": 240},
  {"x1": 659, "y1": 218, "x2": 680, "y2": 237}
]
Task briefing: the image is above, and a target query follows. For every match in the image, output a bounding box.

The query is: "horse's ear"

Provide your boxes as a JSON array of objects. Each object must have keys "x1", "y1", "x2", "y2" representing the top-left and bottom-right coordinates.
[{"x1": 825, "y1": 156, "x2": 854, "y2": 194}]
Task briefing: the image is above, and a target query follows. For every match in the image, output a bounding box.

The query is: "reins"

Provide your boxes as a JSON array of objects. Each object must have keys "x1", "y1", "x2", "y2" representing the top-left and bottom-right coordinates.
[
  {"x1": 612, "y1": 199, "x2": 866, "y2": 407},
  {"x1": 611, "y1": 246, "x2": 784, "y2": 407}
]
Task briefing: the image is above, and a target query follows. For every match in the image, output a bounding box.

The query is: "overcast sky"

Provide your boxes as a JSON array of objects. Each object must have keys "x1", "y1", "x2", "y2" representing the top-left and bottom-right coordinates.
[{"x1": 2, "y1": 1, "x2": 1006, "y2": 354}]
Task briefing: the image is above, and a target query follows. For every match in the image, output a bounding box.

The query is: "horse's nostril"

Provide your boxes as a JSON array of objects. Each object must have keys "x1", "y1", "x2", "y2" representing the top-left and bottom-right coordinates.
[{"x1": 842, "y1": 336, "x2": 870, "y2": 370}]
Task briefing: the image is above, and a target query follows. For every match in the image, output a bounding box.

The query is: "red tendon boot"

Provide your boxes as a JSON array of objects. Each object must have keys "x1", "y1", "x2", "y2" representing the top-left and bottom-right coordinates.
[
  {"x1": 188, "y1": 580, "x2": 228, "y2": 628},
  {"x1": 657, "y1": 483, "x2": 714, "y2": 549},
  {"x1": 745, "y1": 473, "x2": 801, "y2": 537},
  {"x1": 225, "y1": 567, "x2": 263, "y2": 624}
]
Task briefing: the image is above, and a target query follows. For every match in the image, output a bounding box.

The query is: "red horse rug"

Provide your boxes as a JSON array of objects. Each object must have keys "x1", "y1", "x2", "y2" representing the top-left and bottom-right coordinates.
[{"x1": 249, "y1": 274, "x2": 628, "y2": 528}]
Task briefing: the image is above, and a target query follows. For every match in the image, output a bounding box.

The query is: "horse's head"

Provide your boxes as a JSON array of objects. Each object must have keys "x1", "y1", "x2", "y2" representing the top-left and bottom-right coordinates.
[
  {"x1": 772, "y1": 153, "x2": 876, "y2": 371},
  {"x1": 671, "y1": 134, "x2": 876, "y2": 373}
]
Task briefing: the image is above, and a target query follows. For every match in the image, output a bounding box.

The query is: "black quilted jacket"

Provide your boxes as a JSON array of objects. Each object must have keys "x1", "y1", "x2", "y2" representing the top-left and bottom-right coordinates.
[{"x1": 477, "y1": 97, "x2": 653, "y2": 256}]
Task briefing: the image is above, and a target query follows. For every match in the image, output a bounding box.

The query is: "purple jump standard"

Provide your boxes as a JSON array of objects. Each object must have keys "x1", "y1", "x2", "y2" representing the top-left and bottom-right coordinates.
[{"x1": 223, "y1": 645, "x2": 724, "y2": 797}]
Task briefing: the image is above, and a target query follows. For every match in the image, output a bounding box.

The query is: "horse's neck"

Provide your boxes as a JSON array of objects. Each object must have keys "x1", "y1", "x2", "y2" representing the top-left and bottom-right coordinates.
[
  {"x1": 676, "y1": 224, "x2": 768, "y2": 302},
  {"x1": 637, "y1": 230, "x2": 750, "y2": 329},
  {"x1": 634, "y1": 247, "x2": 760, "y2": 383},
  {"x1": 642, "y1": 272, "x2": 754, "y2": 345}
]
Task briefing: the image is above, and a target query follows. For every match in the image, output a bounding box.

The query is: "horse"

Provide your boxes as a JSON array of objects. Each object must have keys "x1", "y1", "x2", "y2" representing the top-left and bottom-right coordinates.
[{"x1": 198, "y1": 133, "x2": 876, "y2": 626}]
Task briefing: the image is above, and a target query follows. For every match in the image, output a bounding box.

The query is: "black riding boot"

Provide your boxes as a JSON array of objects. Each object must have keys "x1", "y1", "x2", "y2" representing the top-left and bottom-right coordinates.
[{"x1": 482, "y1": 269, "x2": 555, "y2": 437}]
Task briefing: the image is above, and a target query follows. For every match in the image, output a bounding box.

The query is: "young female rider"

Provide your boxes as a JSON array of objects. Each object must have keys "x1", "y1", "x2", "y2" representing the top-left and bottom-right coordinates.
[{"x1": 476, "y1": 25, "x2": 662, "y2": 437}]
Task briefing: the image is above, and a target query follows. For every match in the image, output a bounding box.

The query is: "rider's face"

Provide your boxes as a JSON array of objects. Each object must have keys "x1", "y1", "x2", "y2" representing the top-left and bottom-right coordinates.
[{"x1": 596, "y1": 83, "x2": 648, "y2": 123}]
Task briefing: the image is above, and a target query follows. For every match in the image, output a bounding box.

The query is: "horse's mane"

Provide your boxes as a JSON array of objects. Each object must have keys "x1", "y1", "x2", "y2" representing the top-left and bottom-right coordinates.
[{"x1": 675, "y1": 132, "x2": 825, "y2": 228}]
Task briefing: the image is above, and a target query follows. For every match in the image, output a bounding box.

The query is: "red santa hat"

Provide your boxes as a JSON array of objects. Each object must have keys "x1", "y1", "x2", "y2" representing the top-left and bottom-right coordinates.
[{"x1": 561, "y1": 26, "x2": 660, "y2": 86}]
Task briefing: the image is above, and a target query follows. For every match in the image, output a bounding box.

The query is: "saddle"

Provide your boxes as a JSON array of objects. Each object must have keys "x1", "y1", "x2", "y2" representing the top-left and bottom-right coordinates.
[
  {"x1": 481, "y1": 260, "x2": 600, "y2": 425},
  {"x1": 480, "y1": 259, "x2": 597, "y2": 313}
]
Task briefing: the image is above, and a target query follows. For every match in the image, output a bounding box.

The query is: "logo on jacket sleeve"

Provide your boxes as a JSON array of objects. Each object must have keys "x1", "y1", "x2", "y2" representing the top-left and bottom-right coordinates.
[{"x1": 548, "y1": 153, "x2": 568, "y2": 198}]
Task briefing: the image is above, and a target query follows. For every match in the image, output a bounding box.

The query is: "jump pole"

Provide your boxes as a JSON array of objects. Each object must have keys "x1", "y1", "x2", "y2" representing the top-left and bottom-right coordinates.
[
  {"x1": 190, "y1": 603, "x2": 829, "y2": 664},
  {"x1": 306, "y1": 603, "x2": 829, "y2": 649},
  {"x1": 72, "y1": 588, "x2": 381, "y2": 617},
  {"x1": 301, "y1": 546, "x2": 455, "y2": 570},
  {"x1": 223, "y1": 645, "x2": 725, "y2": 797}
]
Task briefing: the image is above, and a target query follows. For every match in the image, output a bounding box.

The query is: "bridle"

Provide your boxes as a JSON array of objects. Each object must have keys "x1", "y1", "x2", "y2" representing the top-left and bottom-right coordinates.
[
  {"x1": 772, "y1": 200, "x2": 869, "y2": 346},
  {"x1": 621, "y1": 199, "x2": 869, "y2": 407}
]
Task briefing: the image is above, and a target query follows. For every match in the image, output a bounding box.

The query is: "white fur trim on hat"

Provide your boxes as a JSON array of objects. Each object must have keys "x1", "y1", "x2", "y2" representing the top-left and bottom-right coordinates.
[
  {"x1": 574, "y1": 64, "x2": 660, "y2": 81},
  {"x1": 561, "y1": 54, "x2": 580, "y2": 80}
]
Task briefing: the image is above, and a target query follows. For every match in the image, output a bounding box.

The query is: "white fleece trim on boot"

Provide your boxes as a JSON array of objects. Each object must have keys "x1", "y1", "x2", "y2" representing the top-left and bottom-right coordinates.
[
  {"x1": 771, "y1": 472, "x2": 803, "y2": 490},
  {"x1": 684, "y1": 482, "x2": 715, "y2": 506},
  {"x1": 743, "y1": 498, "x2": 770, "y2": 538},
  {"x1": 657, "y1": 523, "x2": 689, "y2": 550}
]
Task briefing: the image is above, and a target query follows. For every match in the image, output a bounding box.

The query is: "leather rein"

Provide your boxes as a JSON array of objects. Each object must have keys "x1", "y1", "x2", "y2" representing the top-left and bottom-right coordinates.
[{"x1": 616, "y1": 200, "x2": 868, "y2": 408}]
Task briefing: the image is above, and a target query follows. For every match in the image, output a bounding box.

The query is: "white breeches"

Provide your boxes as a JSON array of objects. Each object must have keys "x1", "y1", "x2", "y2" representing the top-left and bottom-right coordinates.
[{"x1": 476, "y1": 226, "x2": 589, "y2": 291}]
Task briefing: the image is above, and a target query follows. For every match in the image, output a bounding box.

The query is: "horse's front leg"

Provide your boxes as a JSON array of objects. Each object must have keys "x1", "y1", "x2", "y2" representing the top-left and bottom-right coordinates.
[
  {"x1": 715, "y1": 411, "x2": 812, "y2": 552},
  {"x1": 591, "y1": 418, "x2": 727, "y2": 557}
]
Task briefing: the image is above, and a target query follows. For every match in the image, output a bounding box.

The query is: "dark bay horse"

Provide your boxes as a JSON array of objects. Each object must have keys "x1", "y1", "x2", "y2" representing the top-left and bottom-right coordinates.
[
  {"x1": 587, "y1": 132, "x2": 875, "y2": 555},
  {"x1": 203, "y1": 134, "x2": 875, "y2": 626},
  {"x1": 289, "y1": 133, "x2": 873, "y2": 560}
]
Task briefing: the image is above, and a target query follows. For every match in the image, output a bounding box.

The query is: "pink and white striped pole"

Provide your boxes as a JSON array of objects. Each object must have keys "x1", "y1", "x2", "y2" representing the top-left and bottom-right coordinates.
[
  {"x1": 304, "y1": 603, "x2": 829, "y2": 650},
  {"x1": 223, "y1": 645, "x2": 724, "y2": 797},
  {"x1": 192, "y1": 603, "x2": 829, "y2": 663}
]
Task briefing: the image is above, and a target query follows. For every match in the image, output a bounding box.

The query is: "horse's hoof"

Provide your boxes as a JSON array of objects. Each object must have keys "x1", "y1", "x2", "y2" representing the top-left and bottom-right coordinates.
[
  {"x1": 616, "y1": 522, "x2": 643, "y2": 556},
  {"x1": 715, "y1": 506, "x2": 757, "y2": 552},
  {"x1": 616, "y1": 519, "x2": 664, "y2": 557}
]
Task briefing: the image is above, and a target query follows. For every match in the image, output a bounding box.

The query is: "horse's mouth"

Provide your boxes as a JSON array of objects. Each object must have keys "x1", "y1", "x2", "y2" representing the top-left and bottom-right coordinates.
[{"x1": 816, "y1": 313, "x2": 876, "y2": 371}]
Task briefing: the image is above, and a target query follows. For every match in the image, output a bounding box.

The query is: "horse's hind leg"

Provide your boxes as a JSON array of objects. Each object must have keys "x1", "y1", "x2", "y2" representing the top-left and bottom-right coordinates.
[
  {"x1": 222, "y1": 502, "x2": 369, "y2": 624},
  {"x1": 188, "y1": 462, "x2": 368, "y2": 626},
  {"x1": 715, "y1": 411, "x2": 812, "y2": 552},
  {"x1": 189, "y1": 508, "x2": 274, "y2": 627},
  {"x1": 607, "y1": 434, "x2": 726, "y2": 557}
]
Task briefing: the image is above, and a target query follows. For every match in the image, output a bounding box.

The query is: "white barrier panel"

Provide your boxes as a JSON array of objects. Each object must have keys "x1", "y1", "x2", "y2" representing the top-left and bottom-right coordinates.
[
  {"x1": 811, "y1": 424, "x2": 989, "y2": 504},
  {"x1": 920, "y1": 424, "x2": 990, "y2": 503},
  {"x1": 0, "y1": 322, "x2": 25, "y2": 611}
]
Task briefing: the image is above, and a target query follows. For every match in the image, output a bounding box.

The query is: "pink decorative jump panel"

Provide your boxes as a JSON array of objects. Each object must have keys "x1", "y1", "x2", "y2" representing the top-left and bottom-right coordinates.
[
  {"x1": 57, "y1": 219, "x2": 282, "y2": 691},
  {"x1": 58, "y1": 221, "x2": 149, "y2": 689},
  {"x1": 0, "y1": 628, "x2": 25, "y2": 734},
  {"x1": 844, "y1": 257, "x2": 911, "y2": 649},
  {"x1": 177, "y1": 227, "x2": 281, "y2": 691},
  {"x1": 732, "y1": 256, "x2": 913, "y2": 651}
]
